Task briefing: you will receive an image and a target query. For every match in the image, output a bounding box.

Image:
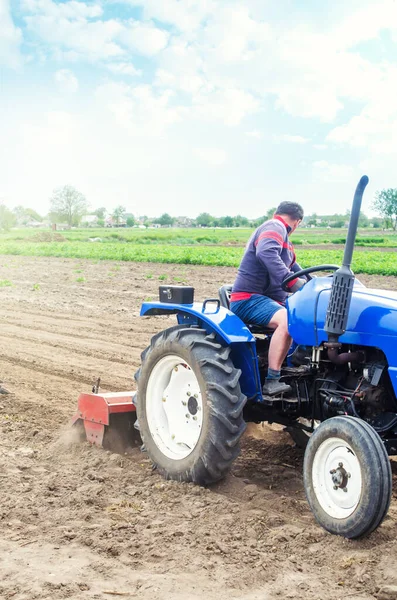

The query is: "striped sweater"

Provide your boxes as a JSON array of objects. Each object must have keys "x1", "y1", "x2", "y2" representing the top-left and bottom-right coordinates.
[{"x1": 231, "y1": 216, "x2": 302, "y2": 304}]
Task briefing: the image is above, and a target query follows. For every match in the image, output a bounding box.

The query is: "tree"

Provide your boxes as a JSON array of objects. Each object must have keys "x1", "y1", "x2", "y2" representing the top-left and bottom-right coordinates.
[
  {"x1": 93, "y1": 207, "x2": 107, "y2": 219},
  {"x1": 0, "y1": 204, "x2": 16, "y2": 231},
  {"x1": 50, "y1": 185, "x2": 88, "y2": 227},
  {"x1": 25, "y1": 207, "x2": 43, "y2": 222},
  {"x1": 234, "y1": 214, "x2": 249, "y2": 227},
  {"x1": 220, "y1": 216, "x2": 234, "y2": 227},
  {"x1": 196, "y1": 212, "x2": 213, "y2": 227},
  {"x1": 112, "y1": 205, "x2": 126, "y2": 225},
  {"x1": 373, "y1": 188, "x2": 397, "y2": 230},
  {"x1": 126, "y1": 216, "x2": 135, "y2": 227},
  {"x1": 252, "y1": 207, "x2": 277, "y2": 228},
  {"x1": 158, "y1": 213, "x2": 174, "y2": 226},
  {"x1": 12, "y1": 205, "x2": 27, "y2": 225}
]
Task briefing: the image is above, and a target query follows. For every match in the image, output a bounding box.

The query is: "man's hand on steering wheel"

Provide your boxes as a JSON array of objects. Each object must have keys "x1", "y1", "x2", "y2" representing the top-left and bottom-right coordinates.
[
  {"x1": 282, "y1": 264, "x2": 340, "y2": 292},
  {"x1": 288, "y1": 277, "x2": 306, "y2": 293}
]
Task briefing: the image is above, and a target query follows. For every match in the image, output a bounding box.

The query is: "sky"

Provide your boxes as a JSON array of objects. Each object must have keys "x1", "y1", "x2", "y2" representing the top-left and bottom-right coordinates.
[{"x1": 1, "y1": 0, "x2": 396, "y2": 219}]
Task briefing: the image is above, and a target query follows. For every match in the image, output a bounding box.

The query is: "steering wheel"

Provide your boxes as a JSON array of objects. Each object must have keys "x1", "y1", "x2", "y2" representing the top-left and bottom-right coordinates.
[{"x1": 281, "y1": 264, "x2": 339, "y2": 292}]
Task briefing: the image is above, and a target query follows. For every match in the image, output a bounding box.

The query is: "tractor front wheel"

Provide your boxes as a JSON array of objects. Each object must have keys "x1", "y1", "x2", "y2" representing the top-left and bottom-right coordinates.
[
  {"x1": 135, "y1": 326, "x2": 246, "y2": 485},
  {"x1": 304, "y1": 416, "x2": 392, "y2": 538}
]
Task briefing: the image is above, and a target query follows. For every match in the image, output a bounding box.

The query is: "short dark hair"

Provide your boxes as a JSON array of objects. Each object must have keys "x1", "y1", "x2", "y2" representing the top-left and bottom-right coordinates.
[{"x1": 275, "y1": 201, "x2": 304, "y2": 221}]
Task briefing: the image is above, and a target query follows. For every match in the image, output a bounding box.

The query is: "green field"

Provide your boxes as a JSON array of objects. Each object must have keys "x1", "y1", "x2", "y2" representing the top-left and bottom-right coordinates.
[
  {"x1": 2, "y1": 226, "x2": 397, "y2": 247},
  {"x1": 0, "y1": 226, "x2": 397, "y2": 276}
]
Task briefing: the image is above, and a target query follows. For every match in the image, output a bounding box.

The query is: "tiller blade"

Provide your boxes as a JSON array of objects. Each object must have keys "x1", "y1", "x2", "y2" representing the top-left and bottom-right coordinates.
[{"x1": 72, "y1": 391, "x2": 137, "y2": 448}]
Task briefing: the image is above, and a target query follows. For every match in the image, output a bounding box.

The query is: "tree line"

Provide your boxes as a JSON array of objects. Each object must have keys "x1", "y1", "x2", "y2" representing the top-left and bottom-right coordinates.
[{"x1": 1, "y1": 185, "x2": 397, "y2": 232}]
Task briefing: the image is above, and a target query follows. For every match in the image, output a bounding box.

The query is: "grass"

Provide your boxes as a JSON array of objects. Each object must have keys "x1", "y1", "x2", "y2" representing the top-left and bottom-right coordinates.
[
  {"x1": 2, "y1": 226, "x2": 397, "y2": 247},
  {"x1": 0, "y1": 279, "x2": 13, "y2": 287},
  {"x1": 1, "y1": 227, "x2": 397, "y2": 276}
]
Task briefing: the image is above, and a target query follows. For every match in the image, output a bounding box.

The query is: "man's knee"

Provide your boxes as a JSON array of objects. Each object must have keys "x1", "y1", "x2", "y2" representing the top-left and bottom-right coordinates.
[{"x1": 268, "y1": 308, "x2": 289, "y2": 333}]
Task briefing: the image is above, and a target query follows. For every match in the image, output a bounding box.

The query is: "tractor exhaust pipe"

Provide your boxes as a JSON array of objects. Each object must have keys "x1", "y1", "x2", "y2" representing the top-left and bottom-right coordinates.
[{"x1": 324, "y1": 176, "x2": 369, "y2": 357}]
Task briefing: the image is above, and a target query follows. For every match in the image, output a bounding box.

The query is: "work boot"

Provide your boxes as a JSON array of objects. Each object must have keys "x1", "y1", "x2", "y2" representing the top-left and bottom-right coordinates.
[
  {"x1": 290, "y1": 345, "x2": 310, "y2": 366},
  {"x1": 262, "y1": 378, "x2": 292, "y2": 397}
]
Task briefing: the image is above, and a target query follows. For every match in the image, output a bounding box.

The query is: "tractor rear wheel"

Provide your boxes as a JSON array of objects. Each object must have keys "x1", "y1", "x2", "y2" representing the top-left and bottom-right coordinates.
[
  {"x1": 304, "y1": 416, "x2": 392, "y2": 538},
  {"x1": 135, "y1": 326, "x2": 246, "y2": 485}
]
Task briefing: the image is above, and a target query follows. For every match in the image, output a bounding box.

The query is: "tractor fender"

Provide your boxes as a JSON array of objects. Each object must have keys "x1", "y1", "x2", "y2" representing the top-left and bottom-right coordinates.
[
  {"x1": 140, "y1": 301, "x2": 261, "y2": 400},
  {"x1": 140, "y1": 301, "x2": 255, "y2": 344}
]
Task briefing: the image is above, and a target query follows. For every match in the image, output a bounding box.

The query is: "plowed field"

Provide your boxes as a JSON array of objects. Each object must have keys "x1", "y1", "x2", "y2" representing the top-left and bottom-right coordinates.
[{"x1": 1, "y1": 256, "x2": 396, "y2": 600}]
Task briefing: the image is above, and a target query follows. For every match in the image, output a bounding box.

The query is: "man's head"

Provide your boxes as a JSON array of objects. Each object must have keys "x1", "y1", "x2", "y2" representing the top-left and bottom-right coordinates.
[{"x1": 275, "y1": 201, "x2": 304, "y2": 233}]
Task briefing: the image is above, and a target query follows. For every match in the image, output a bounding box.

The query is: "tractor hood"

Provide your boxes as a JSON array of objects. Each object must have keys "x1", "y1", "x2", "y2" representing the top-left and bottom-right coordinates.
[{"x1": 288, "y1": 276, "x2": 397, "y2": 354}]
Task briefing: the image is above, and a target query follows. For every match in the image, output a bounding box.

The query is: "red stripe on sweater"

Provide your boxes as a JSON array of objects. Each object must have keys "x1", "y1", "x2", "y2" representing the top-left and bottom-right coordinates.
[{"x1": 255, "y1": 231, "x2": 283, "y2": 247}]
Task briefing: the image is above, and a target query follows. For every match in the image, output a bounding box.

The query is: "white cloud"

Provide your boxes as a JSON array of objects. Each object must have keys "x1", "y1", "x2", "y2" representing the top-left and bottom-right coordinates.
[
  {"x1": 204, "y1": 5, "x2": 271, "y2": 62},
  {"x1": 22, "y1": 0, "x2": 103, "y2": 19},
  {"x1": 194, "y1": 147, "x2": 227, "y2": 166},
  {"x1": 246, "y1": 130, "x2": 262, "y2": 139},
  {"x1": 274, "y1": 134, "x2": 310, "y2": 144},
  {"x1": 54, "y1": 68, "x2": 79, "y2": 93},
  {"x1": 0, "y1": 0, "x2": 23, "y2": 68},
  {"x1": 122, "y1": 0, "x2": 216, "y2": 33},
  {"x1": 326, "y1": 61, "x2": 397, "y2": 156},
  {"x1": 23, "y1": 0, "x2": 124, "y2": 61},
  {"x1": 313, "y1": 160, "x2": 354, "y2": 182},
  {"x1": 193, "y1": 88, "x2": 259, "y2": 126},
  {"x1": 106, "y1": 61, "x2": 141, "y2": 76},
  {"x1": 331, "y1": 0, "x2": 397, "y2": 49},
  {"x1": 95, "y1": 82, "x2": 183, "y2": 135},
  {"x1": 119, "y1": 20, "x2": 169, "y2": 57}
]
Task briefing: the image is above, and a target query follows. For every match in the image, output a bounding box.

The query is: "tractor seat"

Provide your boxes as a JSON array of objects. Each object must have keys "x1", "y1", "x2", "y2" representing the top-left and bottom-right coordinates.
[{"x1": 218, "y1": 285, "x2": 274, "y2": 335}]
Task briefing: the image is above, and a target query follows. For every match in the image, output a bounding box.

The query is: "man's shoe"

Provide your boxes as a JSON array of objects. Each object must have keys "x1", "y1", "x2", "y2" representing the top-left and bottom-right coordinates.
[
  {"x1": 262, "y1": 378, "x2": 292, "y2": 396},
  {"x1": 290, "y1": 345, "x2": 310, "y2": 366}
]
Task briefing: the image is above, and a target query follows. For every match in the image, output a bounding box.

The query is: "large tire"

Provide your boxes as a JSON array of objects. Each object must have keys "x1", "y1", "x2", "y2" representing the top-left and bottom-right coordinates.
[
  {"x1": 135, "y1": 326, "x2": 246, "y2": 485},
  {"x1": 304, "y1": 416, "x2": 392, "y2": 538}
]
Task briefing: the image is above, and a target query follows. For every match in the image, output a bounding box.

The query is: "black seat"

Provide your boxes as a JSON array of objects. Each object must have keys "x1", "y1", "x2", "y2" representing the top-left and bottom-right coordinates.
[{"x1": 218, "y1": 285, "x2": 274, "y2": 335}]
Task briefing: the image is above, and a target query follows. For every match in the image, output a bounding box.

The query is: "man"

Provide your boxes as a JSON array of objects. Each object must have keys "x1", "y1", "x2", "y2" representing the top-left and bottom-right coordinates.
[{"x1": 230, "y1": 201, "x2": 305, "y2": 397}]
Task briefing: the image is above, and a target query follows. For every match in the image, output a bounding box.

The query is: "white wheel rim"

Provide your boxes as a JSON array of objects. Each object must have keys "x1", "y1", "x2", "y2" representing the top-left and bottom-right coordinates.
[
  {"x1": 146, "y1": 354, "x2": 204, "y2": 460},
  {"x1": 312, "y1": 437, "x2": 362, "y2": 519}
]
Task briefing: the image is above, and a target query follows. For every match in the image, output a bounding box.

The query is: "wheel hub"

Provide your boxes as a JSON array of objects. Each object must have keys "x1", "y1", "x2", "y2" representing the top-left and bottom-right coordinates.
[
  {"x1": 146, "y1": 355, "x2": 204, "y2": 460},
  {"x1": 312, "y1": 437, "x2": 362, "y2": 519},
  {"x1": 187, "y1": 395, "x2": 198, "y2": 415},
  {"x1": 330, "y1": 462, "x2": 350, "y2": 492}
]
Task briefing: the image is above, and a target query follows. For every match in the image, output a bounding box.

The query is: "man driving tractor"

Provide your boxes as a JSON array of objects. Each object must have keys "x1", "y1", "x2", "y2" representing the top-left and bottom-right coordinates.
[{"x1": 230, "y1": 201, "x2": 305, "y2": 397}]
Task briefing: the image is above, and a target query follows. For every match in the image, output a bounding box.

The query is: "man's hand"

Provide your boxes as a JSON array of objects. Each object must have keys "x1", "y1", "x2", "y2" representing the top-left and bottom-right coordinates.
[{"x1": 288, "y1": 277, "x2": 306, "y2": 293}]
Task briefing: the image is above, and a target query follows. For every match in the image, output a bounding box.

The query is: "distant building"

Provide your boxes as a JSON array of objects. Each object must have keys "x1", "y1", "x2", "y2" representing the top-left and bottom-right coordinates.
[
  {"x1": 81, "y1": 215, "x2": 99, "y2": 227},
  {"x1": 105, "y1": 216, "x2": 127, "y2": 228},
  {"x1": 26, "y1": 219, "x2": 46, "y2": 228},
  {"x1": 175, "y1": 216, "x2": 194, "y2": 227}
]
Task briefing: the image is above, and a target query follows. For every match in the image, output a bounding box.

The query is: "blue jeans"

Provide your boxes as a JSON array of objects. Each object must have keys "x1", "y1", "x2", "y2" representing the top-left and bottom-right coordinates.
[{"x1": 230, "y1": 294, "x2": 283, "y2": 327}]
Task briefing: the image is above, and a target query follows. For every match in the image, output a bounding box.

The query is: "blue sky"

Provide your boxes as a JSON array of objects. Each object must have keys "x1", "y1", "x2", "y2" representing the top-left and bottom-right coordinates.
[{"x1": 1, "y1": 0, "x2": 396, "y2": 218}]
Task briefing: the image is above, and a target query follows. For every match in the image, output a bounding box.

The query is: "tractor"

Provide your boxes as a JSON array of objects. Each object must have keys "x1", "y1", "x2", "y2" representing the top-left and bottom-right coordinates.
[{"x1": 74, "y1": 176, "x2": 396, "y2": 539}]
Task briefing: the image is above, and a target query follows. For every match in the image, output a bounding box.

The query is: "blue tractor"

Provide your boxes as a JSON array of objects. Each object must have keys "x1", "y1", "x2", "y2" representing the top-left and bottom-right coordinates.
[{"x1": 134, "y1": 176, "x2": 395, "y2": 539}]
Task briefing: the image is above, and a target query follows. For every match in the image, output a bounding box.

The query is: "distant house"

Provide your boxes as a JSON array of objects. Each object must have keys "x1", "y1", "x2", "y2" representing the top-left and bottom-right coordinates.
[
  {"x1": 26, "y1": 219, "x2": 46, "y2": 228},
  {"x1": 175, "y1": 216, "x2": 194, "y2": 227},
  {"x1": 81, "y1": 215, "x2": 99, "y2": 227},
  {"x1": 105, "y1": 216, "x2": 127, "y2": 228},
  {"x1": 53, "y1": 223, "x2": 70, "y2": 231}
]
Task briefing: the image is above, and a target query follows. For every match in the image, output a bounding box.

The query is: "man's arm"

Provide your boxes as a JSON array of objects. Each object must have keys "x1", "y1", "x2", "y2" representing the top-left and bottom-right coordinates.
[{"x1": 255, "y1": 225, "x2": 297, "y2": 290}]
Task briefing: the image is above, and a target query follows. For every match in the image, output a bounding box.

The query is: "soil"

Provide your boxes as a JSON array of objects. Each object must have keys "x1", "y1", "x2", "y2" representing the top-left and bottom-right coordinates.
[{"x1": 1, "y1": 256, "x2": 397, "y2": 600}]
